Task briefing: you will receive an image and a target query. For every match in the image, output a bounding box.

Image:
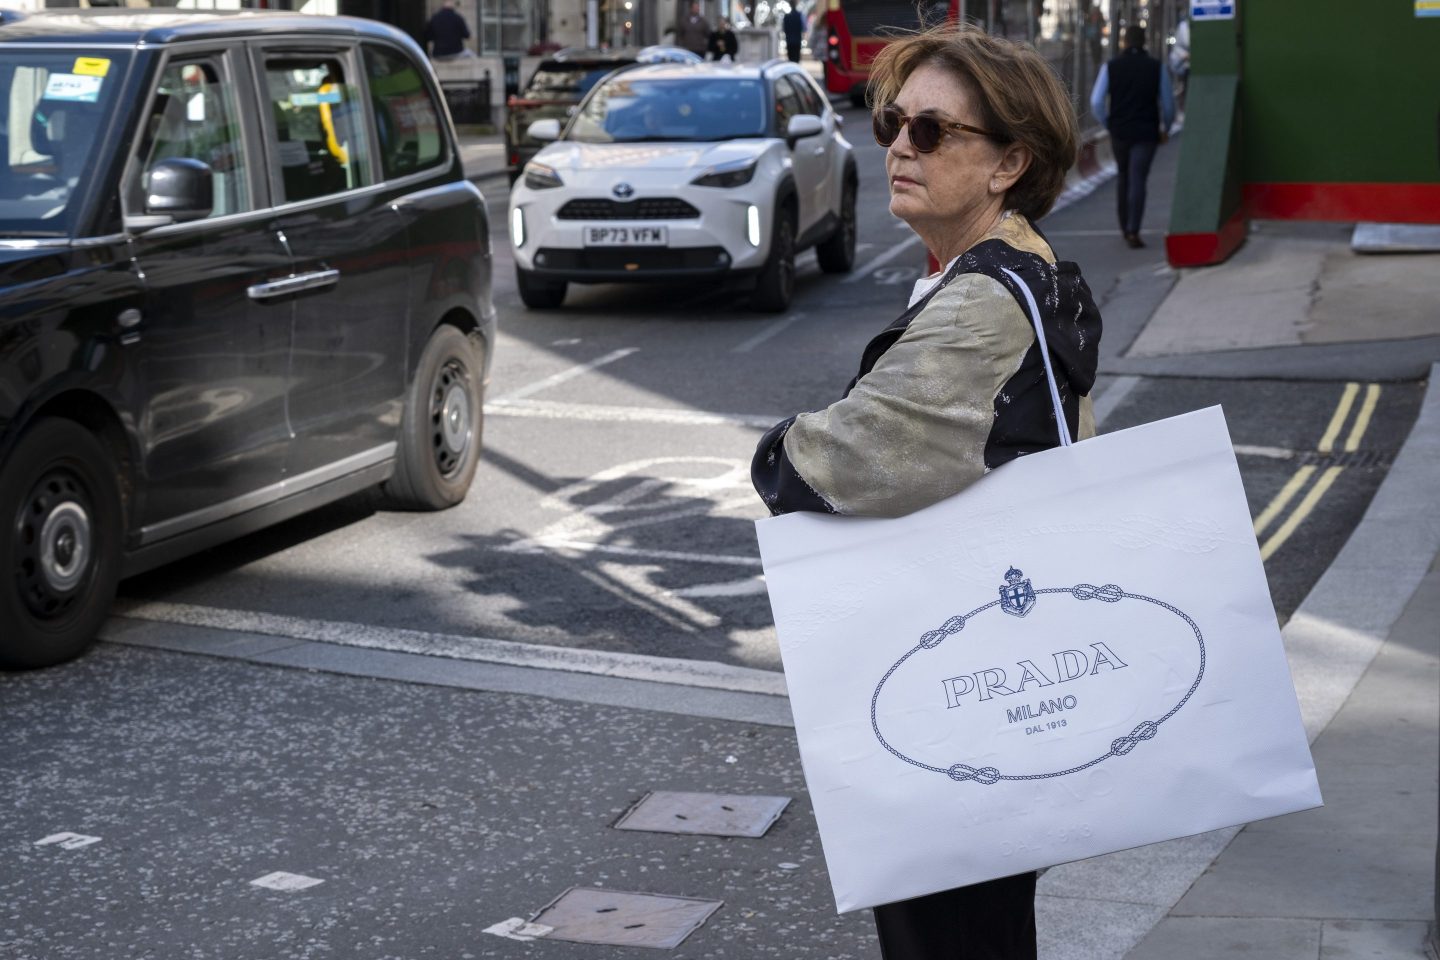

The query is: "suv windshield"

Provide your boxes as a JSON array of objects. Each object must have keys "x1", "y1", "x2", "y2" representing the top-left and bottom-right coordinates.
[
  {"x1": 523, "y1": 62, "x2": 629, "y2": 100},
  {"x1": 567, "y1": 75, "x2": 767, "y2": 143},
  {"x1": 0, "y1": 49, "x2": 130, "y2": 238}
]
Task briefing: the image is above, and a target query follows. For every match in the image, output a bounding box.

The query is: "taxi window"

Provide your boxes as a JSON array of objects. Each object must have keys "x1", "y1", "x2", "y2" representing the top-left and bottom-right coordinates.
[
  {"x1": 137, "y1": 58, "x2": 251, "y2": 218},
  {"x1": 262, "y1": 54, "x2": 372, "y2": 203},
  {"x1": 362, "y1": 44, "x2": 444, "y2": 179}
]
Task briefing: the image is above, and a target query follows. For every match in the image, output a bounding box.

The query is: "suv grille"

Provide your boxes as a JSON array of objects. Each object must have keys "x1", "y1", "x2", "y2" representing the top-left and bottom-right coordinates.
[{"x1": 557, "y1": 198, "x2": 701, "y2": 220}]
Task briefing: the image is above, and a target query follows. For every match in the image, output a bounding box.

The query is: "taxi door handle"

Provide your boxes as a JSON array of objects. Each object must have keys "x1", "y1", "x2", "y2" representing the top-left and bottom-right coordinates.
[{"x1": 247, "y1": 268, "x2": 340, "y2": 301}]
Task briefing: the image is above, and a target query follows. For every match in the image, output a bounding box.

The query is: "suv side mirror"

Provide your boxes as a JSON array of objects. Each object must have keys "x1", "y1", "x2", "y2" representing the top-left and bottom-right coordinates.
[
  {"x1": 785, "y1": 114, "x2": 824, "y2": 148},
  {"x1": 527, "y1": 118, "x2": 561, "y2": 142},
  {"x1": 144, "y1": 157, "x2": 213, "y2": 223}
]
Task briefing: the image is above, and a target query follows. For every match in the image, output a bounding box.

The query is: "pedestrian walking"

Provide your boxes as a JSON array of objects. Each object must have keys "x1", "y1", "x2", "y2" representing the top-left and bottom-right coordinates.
[
  {"x1": 708, "y1": 17, "x2": 739, "y2": 60},
  {"x1": 423, "y1": 0, "x2": 473, "y2": 59},
  {"x1": 751, "y1": 23, "x2": 1100, "y2": 958},
  {"x1": 675, "y1": 1, "x2": 712, "y2": 58},
  {"x1": 1089, "y1": 24, "x2": 1176, "y2": 248},
  {"x1": 782, "y1": 5, "x2": 805, "y2": 62}
]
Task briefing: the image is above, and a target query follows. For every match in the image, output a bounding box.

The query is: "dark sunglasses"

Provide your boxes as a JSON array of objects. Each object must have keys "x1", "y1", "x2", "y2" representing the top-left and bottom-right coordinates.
[{"x1": 872, "y1": 104, "x2": 999, "y2": 153}]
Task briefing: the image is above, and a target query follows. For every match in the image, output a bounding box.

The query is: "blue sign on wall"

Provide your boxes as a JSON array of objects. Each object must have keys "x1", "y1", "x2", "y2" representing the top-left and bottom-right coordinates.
[{"x1": 1191, "y1": 1, "x2": 1236, "y2": 19}]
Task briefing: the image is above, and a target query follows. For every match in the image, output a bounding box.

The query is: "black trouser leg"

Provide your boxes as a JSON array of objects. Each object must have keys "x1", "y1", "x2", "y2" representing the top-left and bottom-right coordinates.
[
  {"x1": 1111, "y1": 137, "x2": 1133, "y2": 233},
  {"x1": 872, "y1": 872, "x2": 1038, "y2": 960},
  {"x1": 1124, "y1": 140, "x2": 1159, "y2": 236}
]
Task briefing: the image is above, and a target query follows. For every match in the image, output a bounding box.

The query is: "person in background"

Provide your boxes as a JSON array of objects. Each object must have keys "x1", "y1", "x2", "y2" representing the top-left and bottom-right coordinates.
[
  {"x1": 709, "y1": 18, "x2": 739, "y2": 60},
  {"x1": 752, "y1": 24, "x2": 1100, "y2": 956},
  {"x1": 424, "y1": 0, "x2": 473, "y2": 60},
  {"x1": 782, "y1": 4, "x2": 805, "y2": 62},
  {"x1": 676, "y1": 2, "x2": 712, "y2": 58},
  {"x1": 1089, "y1": 24, "x2": 1176, "y2": 248}
]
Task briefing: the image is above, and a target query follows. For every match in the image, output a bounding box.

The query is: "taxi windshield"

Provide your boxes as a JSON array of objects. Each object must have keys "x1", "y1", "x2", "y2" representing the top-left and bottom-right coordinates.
[
  {"x1": 567, "y1": 76, "x2": 767, "y2": 143},
  {"x1": 0, "y1": 49, "x2": 130, "y2": 238}
]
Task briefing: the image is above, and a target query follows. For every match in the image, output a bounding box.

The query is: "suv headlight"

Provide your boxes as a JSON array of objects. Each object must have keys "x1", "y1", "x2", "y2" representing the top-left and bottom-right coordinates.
[
  {"x1": 691, "y1": 159, "x2": 758, "y2": 188},
  {"x1": 523, "y1": 162, "x2": 564, "y2": 190}
]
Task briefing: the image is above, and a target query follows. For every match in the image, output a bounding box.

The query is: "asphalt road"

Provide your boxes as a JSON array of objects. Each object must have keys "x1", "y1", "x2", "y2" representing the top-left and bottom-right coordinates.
[{"x1": 110, "y1": 104, "x2": 1425, "y2": 672}]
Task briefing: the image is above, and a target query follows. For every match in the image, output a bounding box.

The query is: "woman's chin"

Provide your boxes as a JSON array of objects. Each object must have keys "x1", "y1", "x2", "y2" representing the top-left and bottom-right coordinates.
[{"x1": 888, "y1": 196, "x2": 925, "y2": 227}]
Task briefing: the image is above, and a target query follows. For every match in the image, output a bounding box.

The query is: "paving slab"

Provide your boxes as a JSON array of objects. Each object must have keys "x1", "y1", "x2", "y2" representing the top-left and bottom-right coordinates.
[
  {"x1": 1319, "y1": 919, "x2": 1435, "y2": 959},
  {"x1": 1127, "y1": 917, "x2": 1322, "y2": 960}
]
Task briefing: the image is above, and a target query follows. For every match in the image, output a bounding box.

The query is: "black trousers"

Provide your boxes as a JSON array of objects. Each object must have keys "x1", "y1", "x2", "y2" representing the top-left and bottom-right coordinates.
[
  {"x1": 1111, "y1": 137, "x2": 1159, "y2": 236},
  {"x1": 873, "y1": 872, "x2": 1037, "y2": 960}
]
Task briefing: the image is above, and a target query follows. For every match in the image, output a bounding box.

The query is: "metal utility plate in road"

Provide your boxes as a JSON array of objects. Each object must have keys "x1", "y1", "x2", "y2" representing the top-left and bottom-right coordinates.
[
  {"x1": 530, "y1": 886, "x2": 724, "y2": 949},
  {"x1": 614, "y1": 790, "x2": 791, "y2": 838}
]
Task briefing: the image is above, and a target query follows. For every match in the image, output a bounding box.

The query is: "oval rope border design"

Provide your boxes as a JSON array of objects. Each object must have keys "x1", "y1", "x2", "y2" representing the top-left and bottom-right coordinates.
[{"x1": 869, "y1": 584, "x2": 1206, "y2": 784}]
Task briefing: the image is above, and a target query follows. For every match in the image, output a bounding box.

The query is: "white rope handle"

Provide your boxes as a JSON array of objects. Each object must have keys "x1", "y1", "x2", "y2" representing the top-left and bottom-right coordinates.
[{"x1": 1000, "y1": 266, "x2": 1072, "y2": 447}]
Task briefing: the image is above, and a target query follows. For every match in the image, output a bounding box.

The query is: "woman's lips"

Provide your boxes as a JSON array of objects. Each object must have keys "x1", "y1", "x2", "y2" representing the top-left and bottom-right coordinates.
[{"x1": 891, "y1": 176, "x2": 921, "y2": 189}]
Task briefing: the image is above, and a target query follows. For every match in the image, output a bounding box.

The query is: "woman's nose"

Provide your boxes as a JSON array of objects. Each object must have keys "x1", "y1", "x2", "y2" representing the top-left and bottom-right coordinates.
[{"x1": 887, "y1": 121, "x2": 916, "y2": 159}]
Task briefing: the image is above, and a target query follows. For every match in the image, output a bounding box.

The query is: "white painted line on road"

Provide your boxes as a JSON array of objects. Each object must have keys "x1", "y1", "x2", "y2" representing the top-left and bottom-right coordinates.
[
  {"x1": 733, "y1": 312, "x2": 804, "y2": 353},
  {"x1": 1233, "y1": 443, "x2": 1295, "y2": 460},
  {"x1": 844, "y1": 233, "x2": 922, "y2": 283},
  {"x1": 113, "y1": 600, "x2": 789, "y2": 697},
  {"x1": 250, "y1": 872, "x2": 325, "y2": 892},
  {"x1": 517, "y1": 539, "x2": 763, "y2": 568},
  {"x1": 1092, "y1": 375, "x2": 1140, "y2": 429},
  {"x1": 490, "y1": 347, "x2": 638, "y2": 403},
  {"x1": 35, "y1": 832, "x2": 101, "y2": 850},
  {"x1": 670, "y1": 576, "x2": 768, "y2": 598},
  {"x1": 485, "y1": 398, "x2": 777, "y2": 429}
]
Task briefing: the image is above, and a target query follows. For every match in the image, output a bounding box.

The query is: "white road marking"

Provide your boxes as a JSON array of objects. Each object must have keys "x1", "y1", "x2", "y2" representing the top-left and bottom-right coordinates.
[
  {"x1": 733, "y1": 312, "x2": 805, "y2": 353},
  {"x1": 1092, "y1": 375, "x2": 1140, "y2": 429},
  {"x1": 112, "y1": 600, "x2": 788, "y2": 696},
  {"x1": 35, "y1": 833, "x2": 101, "y2": 850},
  {"x1": 516, "y1": 539, "x2": 763, "y2": 568},
  {"x1": 250, "y1": 872, "x2": 325, "y2": 892},
  {"x1": 669, "y1": 576, "x2": 769, "y2": 598},
  {"x1": 844, "y1": 233, "x2": 922, "y2": 283},
  {"x1": 490, "y1": 347, "x2": 638, "y2": 403},
  {"x1": 872, "y1": 265, "x2": 919, "y2": 285},
  {"x1": 485, "y1": 398, "x2": 777, "y2": 429},
  {"x1": 1233, "y1": 443, "x2": 1296, "y2": 460}
]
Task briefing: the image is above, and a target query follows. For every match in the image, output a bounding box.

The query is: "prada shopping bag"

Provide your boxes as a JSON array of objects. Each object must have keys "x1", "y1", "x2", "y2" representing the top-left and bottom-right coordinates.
[{"x1": 755, "y1": 404, "x2": 1323, "y2": 913}]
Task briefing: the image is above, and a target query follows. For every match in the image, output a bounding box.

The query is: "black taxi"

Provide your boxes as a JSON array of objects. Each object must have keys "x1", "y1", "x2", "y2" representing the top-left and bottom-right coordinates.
[{"x1": 0, "y1": 11, "x2": 497, "y2": 668}]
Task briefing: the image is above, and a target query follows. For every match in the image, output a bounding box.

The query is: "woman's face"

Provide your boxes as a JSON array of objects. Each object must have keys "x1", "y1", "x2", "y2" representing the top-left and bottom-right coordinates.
[{"x1": 884, "y1": 63, "x2": 1009, "y2": 236}]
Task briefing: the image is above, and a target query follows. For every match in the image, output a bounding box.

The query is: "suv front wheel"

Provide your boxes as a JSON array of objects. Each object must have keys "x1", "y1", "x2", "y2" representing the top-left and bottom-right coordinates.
[{"x1": 750, "y1": 203, "x2": 796, "y2": 313}]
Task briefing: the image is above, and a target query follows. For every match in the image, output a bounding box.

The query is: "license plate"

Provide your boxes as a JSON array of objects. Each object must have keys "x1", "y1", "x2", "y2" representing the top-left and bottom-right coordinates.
[{"x1": 583, "y1": 225, "x2": 668, "y2": 246}]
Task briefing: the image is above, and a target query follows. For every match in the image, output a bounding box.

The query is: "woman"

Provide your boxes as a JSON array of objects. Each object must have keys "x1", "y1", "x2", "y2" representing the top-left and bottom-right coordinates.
[{"x1": 750, "y1": 24, "x2": 1102, "y2": 960}]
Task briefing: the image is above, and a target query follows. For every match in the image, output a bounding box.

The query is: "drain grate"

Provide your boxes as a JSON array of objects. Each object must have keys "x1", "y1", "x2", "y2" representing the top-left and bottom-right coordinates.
[
  {"x1": 614, "y1": 791, "x2": 791, "y2": 838},
  {"x1": 1297, "y1": 449, "x2": 1393, "y2": 468},
  {"x1": 531, "y1": 886, "x2": 722, "y2": 949}
]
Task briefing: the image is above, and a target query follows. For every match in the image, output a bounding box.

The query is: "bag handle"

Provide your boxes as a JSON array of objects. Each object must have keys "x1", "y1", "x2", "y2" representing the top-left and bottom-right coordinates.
[{"x1": 1000, "y1": 266, "x2": 1072, "y2": 447}]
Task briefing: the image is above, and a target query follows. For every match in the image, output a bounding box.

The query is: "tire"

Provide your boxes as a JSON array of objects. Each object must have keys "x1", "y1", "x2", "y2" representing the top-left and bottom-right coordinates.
[
  {"x1": 0, "y1": 418, "x2": 123, "y2": 669},
  {"x1": 815, "y1": 176, "x2": 857, "y2": 274},
  {"x1": 382, "y1": 326, "x2": 484, "y2": 511},
  {"x1": 750, "y1": 203, "x2": 796, "y2": 313},
  {"x1": 516, "y1": 266, "x2": 567, "y2": 309}
]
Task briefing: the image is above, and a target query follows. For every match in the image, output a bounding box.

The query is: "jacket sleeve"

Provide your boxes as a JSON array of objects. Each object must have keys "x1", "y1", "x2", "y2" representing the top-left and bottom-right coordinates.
[
  {"x1": 751, "y1": 416, "x2": 838, "y2": 516},
  {"x1": 775, "y1": 273, "x2": 1035, "y2": 518}
]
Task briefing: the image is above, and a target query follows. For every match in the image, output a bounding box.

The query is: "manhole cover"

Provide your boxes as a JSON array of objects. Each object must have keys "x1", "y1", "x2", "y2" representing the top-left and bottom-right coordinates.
[
  {"x1": 531, "y1": 887, "x2": 722, "y2": 949},
  {"x1": 614, "y1": 791, "x2": 790, "y2": 838}
]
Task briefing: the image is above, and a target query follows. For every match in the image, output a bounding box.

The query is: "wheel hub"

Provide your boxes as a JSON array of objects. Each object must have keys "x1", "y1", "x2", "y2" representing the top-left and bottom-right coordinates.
[
  {"x1": 40, "y1": 502, "x2": 89, "y2": 592},
  {"x1": 431, "y1": 359, "x2": 472, "y2": 478},
  {"x1": 15, "y1": 468, "x2": 95, "y2": 619}
]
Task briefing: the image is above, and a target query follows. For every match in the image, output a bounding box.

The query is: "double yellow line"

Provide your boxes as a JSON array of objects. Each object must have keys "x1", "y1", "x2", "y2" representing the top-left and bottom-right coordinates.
[{"x1": 1253, "y1": 382, "x2": 1381, "y2": 562}]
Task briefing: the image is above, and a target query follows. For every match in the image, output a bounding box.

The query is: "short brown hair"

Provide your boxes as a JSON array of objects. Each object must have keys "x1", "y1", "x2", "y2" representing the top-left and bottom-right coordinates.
[{"x1": 867, "y1": 24, "x2": 1078, "y2": 221}]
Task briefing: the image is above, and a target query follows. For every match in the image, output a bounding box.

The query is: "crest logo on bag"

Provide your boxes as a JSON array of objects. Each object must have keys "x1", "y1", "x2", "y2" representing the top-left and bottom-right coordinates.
[
  {"x1": 998, "y1": 566, "x2": 1036, "y2": 617},
  {"x1": 870, "y1": 566, "x2": 1207, "y2": 785}
]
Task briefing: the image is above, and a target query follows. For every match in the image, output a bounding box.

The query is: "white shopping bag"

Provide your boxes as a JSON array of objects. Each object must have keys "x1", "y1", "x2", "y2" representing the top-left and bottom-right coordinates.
[{"x1": 754, "y1": 405, "x2": 1323, "y2": 913}]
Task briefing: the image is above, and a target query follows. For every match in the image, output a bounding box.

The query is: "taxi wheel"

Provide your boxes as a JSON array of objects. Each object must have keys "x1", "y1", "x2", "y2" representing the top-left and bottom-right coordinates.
[
  {"x1": 0, "y1": 418, "x2": 122, "y2": 669},
  {"x1": 815, "y1": 176, "x2": 857, "y2": 274},
  {"x1": 516, "y1": 267, "x2": 567, "y2": 309},
  {"x1": 383, "y1": 325, "x2": 484, "y2": 511},
  {"x1": 750, "y1": 204, "x2": 796, "y2": 313}
]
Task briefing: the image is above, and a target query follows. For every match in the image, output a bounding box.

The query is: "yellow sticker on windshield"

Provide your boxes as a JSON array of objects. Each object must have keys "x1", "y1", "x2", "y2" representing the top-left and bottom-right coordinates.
[{"x1": 73, "y1": 57, "x2": 111, "y2": 77}]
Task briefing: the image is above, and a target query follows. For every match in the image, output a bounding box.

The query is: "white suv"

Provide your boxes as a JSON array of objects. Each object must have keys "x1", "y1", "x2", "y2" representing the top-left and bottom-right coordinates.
[{"x1": 508, "y1": 59, "x2": 857, "y2": 312}]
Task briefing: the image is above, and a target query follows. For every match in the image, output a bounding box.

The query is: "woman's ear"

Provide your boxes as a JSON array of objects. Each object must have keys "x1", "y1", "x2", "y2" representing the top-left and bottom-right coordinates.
[{"x1": 990, "y1": 142, "x2": 1032, "y2": 195}]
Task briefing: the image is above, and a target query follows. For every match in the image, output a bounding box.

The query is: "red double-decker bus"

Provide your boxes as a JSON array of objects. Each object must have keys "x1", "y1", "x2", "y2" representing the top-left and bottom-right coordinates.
[{"x1": 821, "y1": 0, "x2": 961, "y2": 104}]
